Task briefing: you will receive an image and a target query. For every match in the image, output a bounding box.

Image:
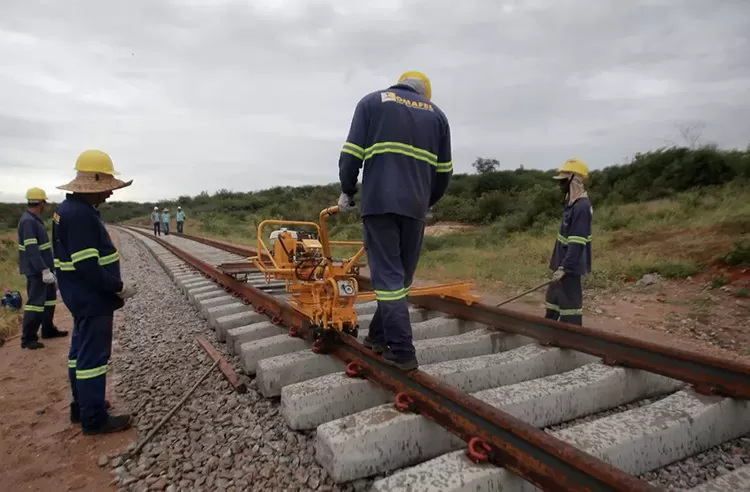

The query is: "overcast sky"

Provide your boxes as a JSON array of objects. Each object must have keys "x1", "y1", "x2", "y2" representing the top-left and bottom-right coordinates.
[{"x1": 1, "y1": 0, "x2": 749, "y2": 204}]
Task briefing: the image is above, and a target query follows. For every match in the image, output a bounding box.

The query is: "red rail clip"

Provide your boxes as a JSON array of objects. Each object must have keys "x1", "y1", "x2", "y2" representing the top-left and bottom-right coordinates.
[
  {"x1": 345, "y1": 361, "x2": 364, "y2": 378},
  {"x1": 241, "y1": 297, "x2": 252, "y2": 305},
  {"x1": 394, "y1": 392, "x2": 416, "y2": 412},
  {"x1": 312, "y1": 339, "x2": 325, "y2": 354},
  {"x1": 466, "y1": 437, "x2": 491, "y2": 463},
  {"x1": 270, "y1": 316, "x2": 282, "y2": 325},
  {"x1": 256, "y1": 305, "x2": 266, "y2": 314},
  {"x1": 288, "y1": 328, "x2": 299, "y2": 338}
]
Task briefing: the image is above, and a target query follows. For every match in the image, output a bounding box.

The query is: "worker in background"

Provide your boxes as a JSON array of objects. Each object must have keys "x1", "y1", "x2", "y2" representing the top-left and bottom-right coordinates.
[
  {"x1": 162, "y1": 208, "x2": 170, "y2": 235},
  {"x1": 53, "y1": 149, "x2": 137, "y2": 434},
  {"x1": 176, "y1": 206, "x2": 185, "y2": 234},
  {"x1": 151, "y1": 206, "x2": 160, "y2": 236},
  {"x1": 17, "y1": 187, "x2": 68, "y2": 349},
  {"x1": 337, "y1": 71, "x2": 453, "y2": 371},
  {"x1": 545, "y1": 158, "x2": 593, "y2": 326}
]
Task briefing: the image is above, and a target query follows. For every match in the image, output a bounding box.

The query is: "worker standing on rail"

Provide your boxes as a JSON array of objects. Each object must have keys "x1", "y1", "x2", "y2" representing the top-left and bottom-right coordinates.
[
  {"x1": 152, "y1": 206, "x2": 161, "y2": 236},
  {"x1": 176, "y1": 206, "x2": 185, "y2": 233},
  {"x1": 17, "y1": 187, "x2": 68, "y2": 350},
  {"x1": 545, "y1": 158, "x2": 593, "y2": 326},
  {"x1": 337, "y1": 71, "x2": 453, "y2": 371},
  {"x1": 53, "y1": 149, "x2": 137, "y2": 434}
]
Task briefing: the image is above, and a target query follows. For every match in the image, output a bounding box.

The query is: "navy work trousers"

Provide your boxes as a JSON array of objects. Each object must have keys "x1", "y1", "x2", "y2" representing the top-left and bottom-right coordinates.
[
  {"x1": 544, "y1": 275, "x2": 583, "y2": 325},
  {"x1": 153, "y1": 222, "x2": 161, "y2": 236},
  {"x1": 362, "y1": 213, "x2": 425, "y2": 362},
  {"x1": 177, "y1": 221, "x2": 184, "y2": 233},
  {"x1": 21, "y1": 274, "x2": 57, "y2": 344},
  {"x1": 68, "y1": 315, "x2": 113, "y2": 430}
]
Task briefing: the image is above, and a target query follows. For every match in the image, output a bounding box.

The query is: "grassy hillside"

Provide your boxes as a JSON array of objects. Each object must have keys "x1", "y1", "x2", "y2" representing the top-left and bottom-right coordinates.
[
  {"x1": 1, "y1": 145, "x2": 749, "y2": 341},
  {"x1": 116, "y1": 145, "x2": 750, "y2": 290}
]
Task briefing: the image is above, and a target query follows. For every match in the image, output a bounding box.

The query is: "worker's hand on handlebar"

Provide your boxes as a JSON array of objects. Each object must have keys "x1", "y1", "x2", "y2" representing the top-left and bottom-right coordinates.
[{"x1": 338, "y1": 193, "x2": 357, "y2": 212}]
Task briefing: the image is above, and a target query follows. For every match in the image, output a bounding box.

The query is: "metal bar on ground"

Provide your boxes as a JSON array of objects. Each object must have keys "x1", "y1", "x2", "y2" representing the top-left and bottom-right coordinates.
[
  {"x1": 409, "y1": 294, "x2": 750, "y2": 399},
  {"x1": 123, "y1": 226, "x2": 661, "y2": 491},
  {"x1": 129, "y1": 358, "x2": 220, "y2": 458},
  {"x1": 495, "y1": 280, "x2": 553, "y2": 307},
  {"x1": 196, "y1": 336, "x2": 247, "y2": 393}
]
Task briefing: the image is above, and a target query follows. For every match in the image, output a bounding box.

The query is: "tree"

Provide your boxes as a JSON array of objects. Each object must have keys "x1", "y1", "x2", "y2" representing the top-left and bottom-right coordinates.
[{"x1": 471, "y1": 157, "x2": 500, "y2": 174}]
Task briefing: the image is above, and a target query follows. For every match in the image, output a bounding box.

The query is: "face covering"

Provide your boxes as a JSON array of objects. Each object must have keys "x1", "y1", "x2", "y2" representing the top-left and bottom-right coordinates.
[{"x1": 559, "y1": 177, "x2": 571, "y2": 196}]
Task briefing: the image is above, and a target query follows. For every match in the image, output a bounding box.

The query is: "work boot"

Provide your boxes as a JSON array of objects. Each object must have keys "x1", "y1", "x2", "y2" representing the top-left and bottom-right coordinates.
[
  {"x1": 41, "y1": 327, "x2": 68, "y2": 339},
  {"x1": 363, "y1": 336, "x2": 386, "y2": 354},
  {"x1": 21, "y1": 340, "x2": 45, "y2": 350},
  {"x1": 70, "y1": 400, "x2": 112, "y2": 423},
  {"x1": 82, "y1": 414, "x2": 132, "y2": 435},
  {"x1": 382, "y1": 349, "x2": 419, "y2": 371}
]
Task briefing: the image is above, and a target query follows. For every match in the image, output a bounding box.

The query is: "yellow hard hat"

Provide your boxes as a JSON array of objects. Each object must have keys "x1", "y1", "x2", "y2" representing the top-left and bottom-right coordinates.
[
  {"x1": 75, "y1": 149, "x2": 120, "y2": 176},
  {"x1": 26, "y1": 187, "x2": 48, "y2": 202},
  {"x1": 554, "y1": 158, "x2": 589, "y2": 179},
  {"x1": 398, "y1": 71, "x2": 431, "y2": 100}
]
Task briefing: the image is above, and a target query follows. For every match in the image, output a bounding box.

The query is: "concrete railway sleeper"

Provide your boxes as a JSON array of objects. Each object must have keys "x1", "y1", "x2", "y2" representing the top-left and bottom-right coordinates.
[{"x1": 118, "y1": 226, "x2": 750, "y2": 492}]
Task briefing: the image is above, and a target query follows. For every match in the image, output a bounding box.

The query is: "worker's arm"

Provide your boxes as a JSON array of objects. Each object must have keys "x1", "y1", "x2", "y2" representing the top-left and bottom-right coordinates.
[
  {"x1": 338, "y1": 98, "x2": 369, "y2": 198},
  {"x1": 19, "y1": 220, "x2": 47, "y2": 273},
  {"x1": 429, "y1": 115, "x2": 453, "y2": 207},
  {"x1": 561, "y1": 203, "x2": 592, "y2": 273},
  {"x1": 63, "y1": 214, "x2": 124, "y2": 294}
]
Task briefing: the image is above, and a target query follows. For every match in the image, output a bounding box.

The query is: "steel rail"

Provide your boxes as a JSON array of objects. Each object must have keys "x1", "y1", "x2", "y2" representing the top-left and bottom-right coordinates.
[
  {"x1": 122, "y1": 225, "x2": 659, "y2": 492},
  {"x1": 136, "y1": 227, "x2": 750, "y2": 399},
  {"x1": 408, "y1": 295, "x2": 750, "y2": 399}
]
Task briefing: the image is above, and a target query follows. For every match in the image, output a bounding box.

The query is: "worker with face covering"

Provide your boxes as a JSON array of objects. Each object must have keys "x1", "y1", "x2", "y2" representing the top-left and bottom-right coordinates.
[{"x1": 545, "y1": 158, "x2": 593, "y2": 326}]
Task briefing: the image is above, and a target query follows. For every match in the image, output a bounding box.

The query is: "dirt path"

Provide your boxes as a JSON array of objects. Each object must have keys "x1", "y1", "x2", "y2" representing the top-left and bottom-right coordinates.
[
  {"x1": 0, "y1": 302, "x2": 135, "y2": 492},
  {"x1": 0, "y1": 225, "x2": 135, "y2": 492}
]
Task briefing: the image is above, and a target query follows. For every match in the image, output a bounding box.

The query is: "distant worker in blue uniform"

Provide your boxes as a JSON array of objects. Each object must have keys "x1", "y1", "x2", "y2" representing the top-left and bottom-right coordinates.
[
  {"x1": 161, "y1": 208, "x2": 171, "y2": 235},
  {"x1": 152, "y1": 206, "x2": 161, "y2": 236},
  {"x1": 17, "y1": 187, "x2": 68, "y2": 350},
  {"x1": 337, "y1": 71, "x2": 453, "y2": 371},
  {"x1": 545, "y1": 158, "x2": 593, "y2": 326},
  {"x1": 53, "y1": 149, "x2": 137, "y2": 434},
  {"x1": 176, "y1": 206, "x2": 186, "y2": 233}
]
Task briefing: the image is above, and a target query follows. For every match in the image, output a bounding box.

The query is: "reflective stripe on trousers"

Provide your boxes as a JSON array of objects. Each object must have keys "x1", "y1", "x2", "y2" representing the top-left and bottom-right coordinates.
[{"x1": 69, "y1": 315, "x2": 113, "y2": 429}]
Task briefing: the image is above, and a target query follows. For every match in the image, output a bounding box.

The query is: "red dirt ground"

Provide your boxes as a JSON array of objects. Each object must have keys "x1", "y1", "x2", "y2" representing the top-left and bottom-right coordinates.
[{"x1": 0, "y1": 302, "x2": 135, "y2": 492}]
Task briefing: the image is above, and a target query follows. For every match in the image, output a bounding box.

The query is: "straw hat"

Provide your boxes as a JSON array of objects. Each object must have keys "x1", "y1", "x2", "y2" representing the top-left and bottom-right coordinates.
[{"x1": 57, "y1": 150, "x2": 133, "y2": 193}]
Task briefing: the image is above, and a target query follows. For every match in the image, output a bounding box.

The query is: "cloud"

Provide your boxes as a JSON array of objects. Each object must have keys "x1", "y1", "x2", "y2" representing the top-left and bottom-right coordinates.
[{"x1": 0, "y1": 0, "x2": 748, "y2": 203}]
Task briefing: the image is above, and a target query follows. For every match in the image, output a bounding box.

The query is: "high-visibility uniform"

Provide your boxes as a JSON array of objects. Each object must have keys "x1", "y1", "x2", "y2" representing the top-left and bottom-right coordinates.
[
  {"x1": 545, "y1": 195, "x2": 593, "y2": 325},
  {"x1": 53, "y1": 193, "x2": 125, "y2": 431},
  {"x1": 176, "y1": 210, "x2": 185, "y2": 233},
  {"x1": 17, "y1": 210, "x2": 58, "y2": 344},
  {"x1": 339, "y1": 83, "x2": 453, "y2": 362}
]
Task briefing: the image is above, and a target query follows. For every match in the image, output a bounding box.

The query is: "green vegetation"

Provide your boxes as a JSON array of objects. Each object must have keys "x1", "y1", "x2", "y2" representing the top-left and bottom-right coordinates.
[
  {"x1": 0, "y1": 233, "x2": 24, "y2": 341},
  {"x1": 1, "y1": 145, "x2": 749, "y2": 296}
]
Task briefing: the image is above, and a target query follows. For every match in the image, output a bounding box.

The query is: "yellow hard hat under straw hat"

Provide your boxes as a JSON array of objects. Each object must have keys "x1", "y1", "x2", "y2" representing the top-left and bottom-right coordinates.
[
  {"x1": 398, "y1": 71, "x2": 432, "y2": 100},
  {"x1": 26, "y1": 187, "x2": 48, "y2": 202},
  {"x1": 554, "y1": 158, "x2": 589, "y2": 180},
  {"x1": 57, "y1": 150, "x2": 133, "y2": 193}
]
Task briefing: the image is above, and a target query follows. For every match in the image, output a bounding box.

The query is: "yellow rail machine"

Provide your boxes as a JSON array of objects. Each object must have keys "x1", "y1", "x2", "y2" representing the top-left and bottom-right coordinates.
[{"x1": 248, "y1": 205, "x2": 480, "y2": 341}]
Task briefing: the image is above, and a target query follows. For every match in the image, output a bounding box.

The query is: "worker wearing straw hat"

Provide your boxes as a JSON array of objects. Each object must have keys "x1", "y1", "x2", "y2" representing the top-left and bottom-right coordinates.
[{"x1": 52, "y1": 149, "x2": 137, "y2": 434}]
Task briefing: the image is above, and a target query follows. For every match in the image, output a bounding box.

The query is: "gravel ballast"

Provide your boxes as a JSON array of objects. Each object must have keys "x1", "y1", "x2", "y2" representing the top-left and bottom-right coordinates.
[{"x1": 107, "y1": 229, "x2": 355, "y2": 492}]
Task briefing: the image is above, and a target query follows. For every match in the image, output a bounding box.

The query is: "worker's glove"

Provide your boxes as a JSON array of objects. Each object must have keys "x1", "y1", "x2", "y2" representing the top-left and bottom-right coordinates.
[
  {"x1": 117, "y1": 282, "x2": 138, "y2": 300},
  {"x1": 552, "y1": 268, "x2": 566, "y2": 282},
  {"x1": 41, "y1": 269, "x2": 56, "y2": 285},
  {"x1": 338, "y1": 193, "x2": 356, "y2": 212}
]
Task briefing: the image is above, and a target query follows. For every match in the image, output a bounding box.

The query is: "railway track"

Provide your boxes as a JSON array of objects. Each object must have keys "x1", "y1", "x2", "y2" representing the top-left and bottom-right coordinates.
[{"x1": 117, "y1": 226, "x2": 750, "y2": 491}]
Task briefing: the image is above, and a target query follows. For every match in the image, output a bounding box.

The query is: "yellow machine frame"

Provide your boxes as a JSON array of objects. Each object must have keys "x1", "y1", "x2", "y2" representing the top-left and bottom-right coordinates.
[{"x1": 248, "y1": 205, "x2": 480, "y2": 334}]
